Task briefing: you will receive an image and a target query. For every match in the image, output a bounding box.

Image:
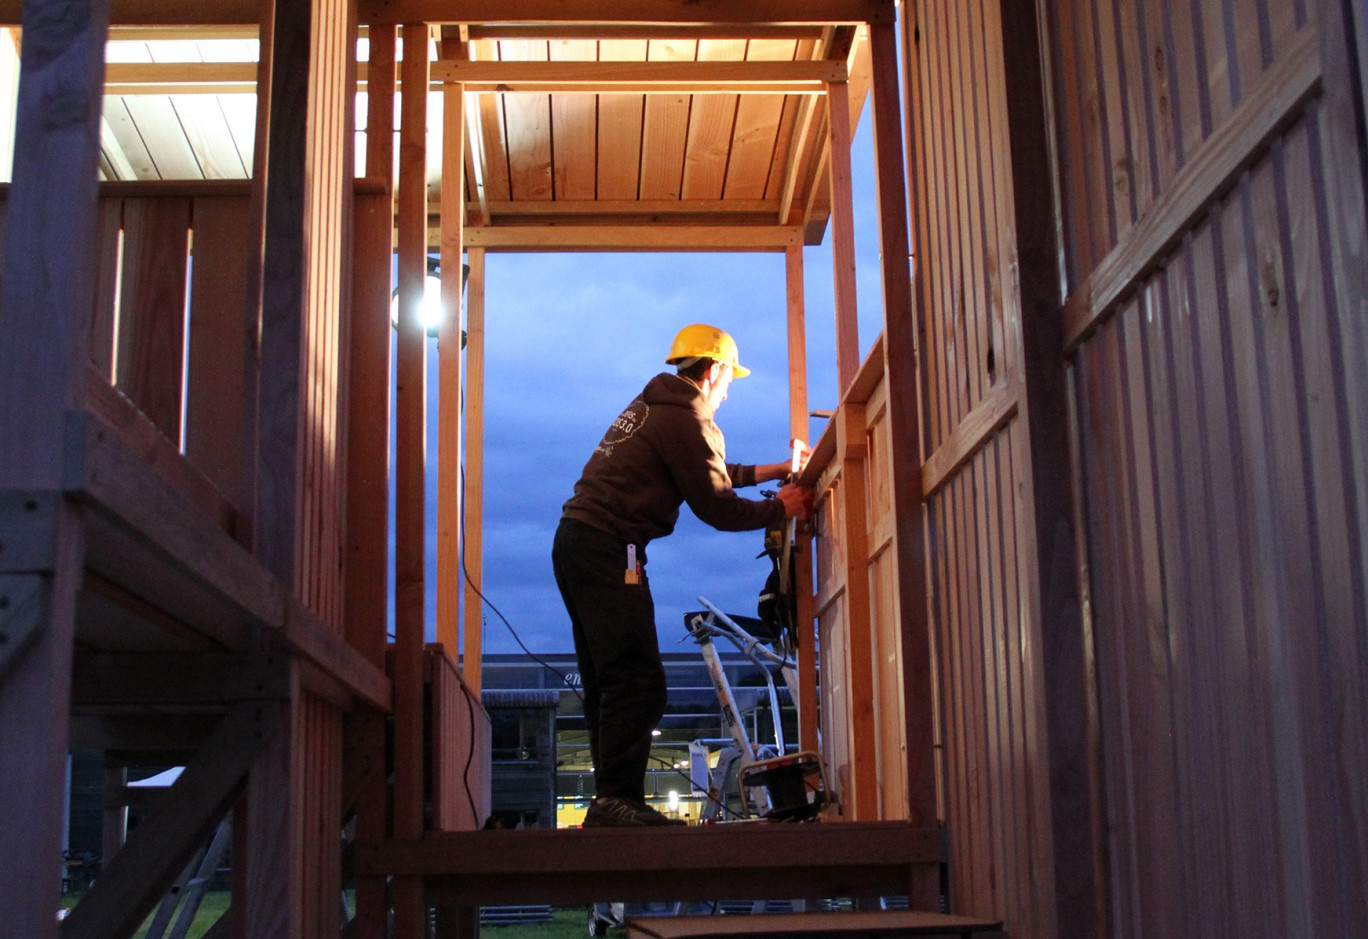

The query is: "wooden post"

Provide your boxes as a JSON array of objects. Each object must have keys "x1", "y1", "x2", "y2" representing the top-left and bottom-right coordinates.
[
  {"x1": 836, "y1": 404, "x2": 878, "y2": 820},
  {"x1": 827, "y1": 79, "x2": 860, "y2": 392},
  {"x1": 436, "y1": 38, "x2": 465, "y2": 654},
  {"x1": 244, "y1": 0, "x2": 356, "y2": 929},
  {"x1": 393, "y1": 21, "x2": 430, "y2": 939},
  {"x1": 461, "y1": 247, "x2": 487, "y2": 694},
  {"x1": 786, "y1": 245, "x2": 820, "y2": 755},
  {"x1": 346, "y1": 23, "x2": 396, "y2": 939},
  {"x1": 0, "y1": 2, "x2": 107, "y2": 935},
  {"x1": 868, "y1": 14, "x2": 935, "y2": 902}
]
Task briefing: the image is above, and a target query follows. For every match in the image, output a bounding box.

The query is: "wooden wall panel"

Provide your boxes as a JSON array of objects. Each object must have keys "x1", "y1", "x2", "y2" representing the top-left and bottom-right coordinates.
[
  {"x1": 116, "y1": 197, "x2": 190, "y2": 441},
  {"x1": 923, "y1": 426, "x2": 1047, "y2": 926},
  {"x1": 900, "y1": 1, "x2": 1069, "y2": 932},
  {"x1": 185, "y1": 193, "x2": 251, "y2": 512},
  {"x1": 429, "y1": 647, "x2": 491, "y2": 832},
  {"x1": 1055, "y1": 0, "x2": 1368, "y2": 935}
]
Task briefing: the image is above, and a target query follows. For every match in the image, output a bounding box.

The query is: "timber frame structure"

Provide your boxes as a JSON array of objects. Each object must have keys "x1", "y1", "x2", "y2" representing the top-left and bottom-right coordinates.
[{"x1": 2, "y1": 1, "x2": 1367, "y2": 938}]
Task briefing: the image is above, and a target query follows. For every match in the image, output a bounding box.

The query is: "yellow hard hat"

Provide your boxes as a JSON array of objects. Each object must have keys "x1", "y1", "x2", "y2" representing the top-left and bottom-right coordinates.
[{"x1": 664, "y1": 323, "x2": 751, "y2": 378}]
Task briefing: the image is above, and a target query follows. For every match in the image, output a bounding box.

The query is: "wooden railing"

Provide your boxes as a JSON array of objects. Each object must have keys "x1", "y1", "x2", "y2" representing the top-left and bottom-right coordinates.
[{"x1": 88, "y1": 181, "x2": 255, "y2": 537}]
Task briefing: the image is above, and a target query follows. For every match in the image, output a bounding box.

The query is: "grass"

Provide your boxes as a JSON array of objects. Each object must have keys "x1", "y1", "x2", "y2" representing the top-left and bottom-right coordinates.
[{"x1": 484, "y1": 908, "x2": 597, "y2": 938}]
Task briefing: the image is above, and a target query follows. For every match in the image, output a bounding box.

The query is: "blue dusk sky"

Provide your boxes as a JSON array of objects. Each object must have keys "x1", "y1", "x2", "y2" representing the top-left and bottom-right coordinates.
[{"x1": 398, "y1": 114, "x2": 889, "y2": 659}]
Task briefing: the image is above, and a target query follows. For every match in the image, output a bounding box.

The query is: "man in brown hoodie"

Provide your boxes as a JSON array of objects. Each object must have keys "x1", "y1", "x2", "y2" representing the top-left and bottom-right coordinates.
[{"x1": 554, "y1": 324, "x2": 810, "y2": 827}]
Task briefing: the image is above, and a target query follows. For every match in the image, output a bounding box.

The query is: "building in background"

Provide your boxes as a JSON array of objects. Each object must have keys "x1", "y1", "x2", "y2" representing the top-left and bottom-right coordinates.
[{"x1": 481, "y1": 651, "x2": 796, "y2": 827}]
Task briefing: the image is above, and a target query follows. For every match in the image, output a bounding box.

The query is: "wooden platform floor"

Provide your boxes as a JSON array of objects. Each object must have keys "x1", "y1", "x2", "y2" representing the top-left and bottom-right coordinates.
[
  {"x1": 627, "y1": 911, "x2": 1005, "y2": 939},
  {"x1": 358, "y1": 821, "x2": 941, "y2": 907}
]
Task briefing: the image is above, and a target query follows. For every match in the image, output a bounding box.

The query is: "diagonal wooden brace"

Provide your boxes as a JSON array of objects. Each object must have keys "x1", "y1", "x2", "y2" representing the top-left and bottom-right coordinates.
[{"x1": 61, "y1": 700, "x2": 286, "y2": 939}]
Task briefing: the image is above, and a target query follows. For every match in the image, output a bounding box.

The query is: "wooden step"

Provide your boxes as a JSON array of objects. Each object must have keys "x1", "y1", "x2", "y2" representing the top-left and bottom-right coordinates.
[
  {"x1": 626, "y1": 910, "x2": 1004, "y2": 939},
  {"x1": 358, "y1": 821, "x2": 941, "y2": 907}
]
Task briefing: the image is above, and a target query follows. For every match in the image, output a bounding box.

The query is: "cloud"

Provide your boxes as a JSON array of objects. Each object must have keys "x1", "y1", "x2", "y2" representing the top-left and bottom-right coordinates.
[{"x1": 396, "y1": 115, "x2": 885, "y2": 657}]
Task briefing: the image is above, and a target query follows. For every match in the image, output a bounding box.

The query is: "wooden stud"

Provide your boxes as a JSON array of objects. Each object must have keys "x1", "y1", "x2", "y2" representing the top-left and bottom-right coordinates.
[
  {"x1": 436, "y1": 53, "x2": 465, "y2": 654},
  {"x1": 0, "y1": 0, "x2": 107, "y2": 934},
  {"x1": 868, "y1": 17, "x2": 933, "y2": 847},
  {"x1": 431, "y1": 57, "x2": 842, "y2": 92},
  {"x1": 463, "y1": 225, "x2": 802, "y2": 250},
  {"x1": 350, "y1": 38, "x2": 395, "y2": 939},
  {"x1": 826, "y1": 79, "x2": 859, "y2": 392},
  {"x1": 360, "y1": 0, "x2": 895, "y2": 27},
  {"x1": 785, "y1": 245, "x2": 821, "y2": 756},
  {"x1": 461, "y1": 247, "x2": 487, "y2": 693},
  {"x1": 835, "y1": 403, "x2": 877, "y2": 820},
  {"x1": 392, "y1": 21, "x2": 430, "y2": 939},
  {"x1": 996, "y1": 2, "x2": 1101, "y2": 933}
]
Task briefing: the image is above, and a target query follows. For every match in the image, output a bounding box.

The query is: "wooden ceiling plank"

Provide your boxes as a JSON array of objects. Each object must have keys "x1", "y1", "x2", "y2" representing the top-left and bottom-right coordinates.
[
  {"x1": 596, "y1": 92, "x2": 645, "y2": 199},
  {"x1": 475, "y1": 91, "x2": 512, "y2": 202},
  {"x1": 723, "y1": 91, "x2": 785, "y2": 199},
  {"x1": 681, "y1": 38, "x2": 744, "y2": 200},
  {"x1": 101, "y1": 101, "x2": 156, "y2": 178},
  {"x1": 549, "y1": 38, "x2": 598, "y2": 201},
  {"x1": 123, "y1": 95, "x2": 205, "y2": 178},
  {"x1": 359, "y1": 0, "x2": 895, "y2": 26},
  {"x1": 499, "y1": 39, "x2": 553, "y2": 200},
  {"x1": 213, "y1": 95, "x2": 256, "y2": 181},
  {"x1": 638, "y1": 37, "x2": 694, "y2": 200},
  {"x1": 172, "y1": 94, "x2": 249, "y2": 178}
]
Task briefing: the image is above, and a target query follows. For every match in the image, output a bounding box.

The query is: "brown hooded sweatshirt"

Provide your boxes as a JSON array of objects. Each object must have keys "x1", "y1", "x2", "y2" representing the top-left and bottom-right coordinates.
[{"x1": 560, "y1": 372, "x2": 784, "y2": 549}]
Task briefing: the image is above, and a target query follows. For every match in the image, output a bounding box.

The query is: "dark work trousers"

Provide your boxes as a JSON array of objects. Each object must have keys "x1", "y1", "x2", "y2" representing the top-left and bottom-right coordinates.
[{"x1": 552, "y1": 517, "x2": 668, "y2": 804}]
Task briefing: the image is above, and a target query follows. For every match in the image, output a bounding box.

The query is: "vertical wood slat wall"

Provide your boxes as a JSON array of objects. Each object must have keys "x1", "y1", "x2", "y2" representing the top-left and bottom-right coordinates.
[
  {"x1": 810, "y1": 355, "x2": 911, "y2": 823},
  {"x1": 249, "y1": 0, "x2": 356, "y2": 930},
  {"x1": 1049, "y1": 0, "x2": 1368, "y2": 934},
  {"x1": 77, "y1": 187, "x2": 253, "y2": 523},
  {"x1": 901, "y1": 1, "x2": 1061, "y2": 932}
]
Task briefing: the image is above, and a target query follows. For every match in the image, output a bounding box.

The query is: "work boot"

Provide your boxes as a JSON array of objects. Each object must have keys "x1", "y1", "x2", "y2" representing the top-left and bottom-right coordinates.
[{"x1": 582, "y1": 796, "x2": 686, "y2": 828}]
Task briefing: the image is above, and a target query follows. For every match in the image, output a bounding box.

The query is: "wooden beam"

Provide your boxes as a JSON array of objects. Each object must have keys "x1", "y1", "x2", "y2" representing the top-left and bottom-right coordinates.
[
  {"x1": 826, "y1": 80, "x2": 860, "y2": 391},
  {"x1": 71, "y1": 651, "x2": 290, "y2": 707},
  {"x1": 357, "y1": 822, "x2": 940, "y2": 905},
  {"x1": 464, "y1": 225, "x2": 802, "y2": 251},
  {"x1": 361, "y1": 1, "x2": 896, "y2": 27},
  {"x1": 435, "y1": 55, "x2": 464, "y2": 656},
  {"x1": 996, "y1": 0, "x2": 1103, "y2": 931},
  {"x1": 104, "y1": 61, "x2": 257, "y2": 94},
  {"x1": 461, "y1": 248, "x2": 487, "y2": 692},
  {"x1": 467, "y1": 24, "x2": 826, "y2": 40},
  {"x1": 1, "y1": 15, "x2": 105, "y2": 935},
  {"x1": 62, "y1": 701, "x2": 282, "y2": 939},
  {"x1": 344, "y1": 183, "x2": 393, "y2": 667},
  {"x1": 785, "y1": 245, "x2": 821, "y2": 756},
  {"x1": 393, "y1": 21, "x2": 430, "y2": 939},
  {"x1": 478, "y1": 198, "x2": 777, "y2": 217},
  {"x1": 867, "y1": 19, "x2": 932, "y2": 870},
  {"x1": 836, "y1": 403, "x2": 878, "y2": 820},
  {"x1": 431, "y1": 59, "x2": 843, "y2": 93},
  {"x1": 920, "y1": 380, "x2": 1020, "y2": 499}
]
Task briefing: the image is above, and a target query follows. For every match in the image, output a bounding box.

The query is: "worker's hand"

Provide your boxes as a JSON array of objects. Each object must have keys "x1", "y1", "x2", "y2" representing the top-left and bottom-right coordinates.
[{"x1": 777, "y1": 482, "x2": 813, "y2": 519}]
